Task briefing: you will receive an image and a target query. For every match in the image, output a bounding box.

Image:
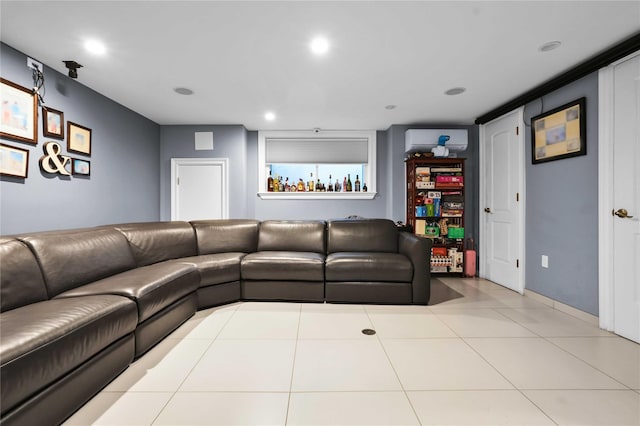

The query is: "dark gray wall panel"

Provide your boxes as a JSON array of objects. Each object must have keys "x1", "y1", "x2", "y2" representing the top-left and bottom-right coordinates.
[
  {"x1": 524, "y1": 72, "x2": 599, "y2": 315},
  {"x1": 0, "y1": 44, "x2": 160, "y2": 235}
]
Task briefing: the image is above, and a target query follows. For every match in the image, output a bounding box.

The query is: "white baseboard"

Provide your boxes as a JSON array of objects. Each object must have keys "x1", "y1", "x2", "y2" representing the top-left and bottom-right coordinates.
[{"x1": 524, "y1": 289, "x2": 599, "y2": 325}]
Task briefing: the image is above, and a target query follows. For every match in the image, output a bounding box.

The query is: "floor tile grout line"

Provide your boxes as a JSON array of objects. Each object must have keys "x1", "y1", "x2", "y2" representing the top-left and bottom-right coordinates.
[
  {"x1": 513, "y1": 386, "x2": 639, "y2": 426},
  {"x1": 540, "y1": 335, "x2": 634, "y2": 391},
  {"x1": 429, "y1": 305, "x2": 543, "y2": 339},
  {"x1": 491, "y1": 307, "x2": 547, "y2": 338},
  {"x1": 363, "y1": 306, "x2": 424, "y2": 425},
  {"x1": 457, "y1": 335, "x2": 558, "y2": 424},
  {"x1": 285, "y1": 303, "x2": 303, "y2": 426},
  {"x1": 149, "y1": 305, "x2": 240, "y2": 425},
  {"x1": 430, "y1": 295, "x2": 527, "y2": 396},
  {"x1": 516, "y1": 391, "x2": 560, "y2": 426}
]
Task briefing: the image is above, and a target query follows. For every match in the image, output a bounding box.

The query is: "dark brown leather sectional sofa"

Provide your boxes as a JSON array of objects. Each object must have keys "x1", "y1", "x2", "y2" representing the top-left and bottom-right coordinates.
[{"x1": 0, "y1": 218, "x2": 431, "y2": 425}]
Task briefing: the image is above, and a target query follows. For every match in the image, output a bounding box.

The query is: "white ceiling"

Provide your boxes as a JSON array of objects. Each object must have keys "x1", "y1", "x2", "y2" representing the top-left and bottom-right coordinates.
[{"x1": 2, "y1": 1, "x2": 639, "y2": 130}]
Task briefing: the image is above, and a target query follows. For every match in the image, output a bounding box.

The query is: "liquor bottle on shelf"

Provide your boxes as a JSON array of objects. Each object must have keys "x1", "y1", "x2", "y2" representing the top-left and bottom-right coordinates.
[
  {"x1": 362, "y1": 182, "x2": 368, "y2": 192},
  {"x1": 297, "y1": 178, "x2": 305, "y2": 192},
  {"x1": 284, "y1": 177, "x2": 290, "y2": 192},
  {"x1": 279, "y1": 176, "x2": 284, "y2": 192},
  {"x1": 343, "y1": 177, "x2": 347, "y2": 192},
  {"x1": 316, "y1": 179, "x2": 321, "y2": 192},
  {"x1": 267, "y1": 169, "x2": 274, "y2": 192},
  {"x1": 327, "y1": 175, "x2": 334, "y2": 192},
  {"x1": 308, "y1": 173, "x2": 315, "y2": 192},
  {"x1": 273, "y1": 175, "x2": 280, "y2": 192},
  {"x1": 355, "y1": 175, "x2": 361, "y2": 192},
  {"x1": 335, "y1": 178, "x2": 341, "y2": 192},
  {"x1": 346, "y1": 174, "x2": 353, "y2": 192}
]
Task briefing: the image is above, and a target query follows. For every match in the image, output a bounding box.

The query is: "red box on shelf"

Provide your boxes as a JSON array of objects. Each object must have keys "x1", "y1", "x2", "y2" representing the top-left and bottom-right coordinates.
[
  {"x1": 435, "y1": 175, "x2": 464, "y2": 183},
  {"x1": 432, "y1": 247, "x2": 448, "y2": 257}
]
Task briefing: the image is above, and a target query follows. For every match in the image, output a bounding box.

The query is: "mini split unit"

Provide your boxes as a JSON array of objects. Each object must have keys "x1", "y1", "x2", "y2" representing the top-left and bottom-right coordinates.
[{"x1": 405, "y1": 129, "x2": 469, "y2": 153}]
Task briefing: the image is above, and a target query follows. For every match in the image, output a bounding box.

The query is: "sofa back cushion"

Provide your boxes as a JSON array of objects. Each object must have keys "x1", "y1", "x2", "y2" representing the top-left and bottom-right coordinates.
[
  {"x1": 18, "y1": 228, "x2": 136, "y2": 297},
  {"x1": 0, "y1": 238, "x2": 49, "y2": 312},
  {"x1": 327, "y1": 219, "x2": 399, "y2": 253},
  {"x1": 113, "y1": 222, "x2": 197, "y2": 267},
  {"x1": 190, "y1": 219, "x2": 259, "y2": 254},
  {"x1": 258, "y1": 220, "x2": 326, "y2": 253}
]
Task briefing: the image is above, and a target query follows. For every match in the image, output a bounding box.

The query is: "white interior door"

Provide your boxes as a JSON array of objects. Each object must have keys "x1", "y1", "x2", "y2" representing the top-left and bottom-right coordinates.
[
  {"x1": 480, "y1": 109, "x2": 525, "y2": 293},
  {"x1": 611, "y1": 54, "x2": 640, "y2": 342},
  {"x1": 171, "y1": 158, "x2": 228, "y2": 221}
]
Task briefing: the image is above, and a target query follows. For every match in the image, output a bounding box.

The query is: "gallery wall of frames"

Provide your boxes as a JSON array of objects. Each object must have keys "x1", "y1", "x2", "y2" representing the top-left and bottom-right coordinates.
[
  {"x1": 0, "y1": 44, "x2": 161, "y2": 235},
  {"x1": 1, "y1": 77, "x2": 92, "y2": 178}
]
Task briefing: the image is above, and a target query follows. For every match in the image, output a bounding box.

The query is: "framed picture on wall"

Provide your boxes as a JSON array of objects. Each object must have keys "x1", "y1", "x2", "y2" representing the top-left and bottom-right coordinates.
[
  {"x1": 71, "y1": 158, "x2": 90, "y2": 176},
  {"x1": 0, "y1": 143, "x2": 30, "y2": 178},
  {"x1": 42, "y1": 107, "x2": 64, "y2": 139},
  {"x1": 531, "y1": 97, "x2": 586, "y2": 164},
  {"x1": 67, "y1": 121, "x2": 91, "y2": 156},
  {"x1": 0, "y1": 78, "x2": 38, "y2": 144}
]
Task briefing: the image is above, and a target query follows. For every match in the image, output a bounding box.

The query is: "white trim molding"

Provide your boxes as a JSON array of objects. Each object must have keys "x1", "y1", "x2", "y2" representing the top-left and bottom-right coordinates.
[
  {"x1": 597, "y1": 64, "x2": 615, "y2": 331},
  {"x1": 257, "y1": 129, "x2": 377, "y2": 200}
]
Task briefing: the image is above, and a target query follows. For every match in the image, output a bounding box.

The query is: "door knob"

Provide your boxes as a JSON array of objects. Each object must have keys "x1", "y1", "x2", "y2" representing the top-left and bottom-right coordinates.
[
  {"x1": 612, "y1": 208, "x2": 634, "y2": 218},
  {"x1": 484, "y1": 207, "x2": 492, "y2": 213}
]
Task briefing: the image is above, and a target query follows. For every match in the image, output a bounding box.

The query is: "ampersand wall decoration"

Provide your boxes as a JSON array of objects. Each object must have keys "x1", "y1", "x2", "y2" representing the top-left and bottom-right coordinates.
[{"x1": 39, "y1": 142, "x2": 71, "y2": 176}]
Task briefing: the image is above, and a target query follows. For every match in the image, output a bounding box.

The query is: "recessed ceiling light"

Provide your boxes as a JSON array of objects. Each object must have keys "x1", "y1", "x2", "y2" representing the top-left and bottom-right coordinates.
[
  {"x1": 539, "y1": 41, "x2": 562, "y2": 52},
  {"x1": 265, "y1": 112, "x2": 276, "y2": 121},
  {"x1": 174, "y1": 87, "x2": 194, "y2": 95},
  {"x1": 84, "y1": 39, "x2": 106, "y2": 55},
  {"x1": 310, "y1": 36, "x2": 329, "y2": 55},
  {"x1": 385, "y1": 105, "x2": 397, "y2": 110},
  {"x1": 445, "y1": 87, "x2": 466, "y2": 96}
]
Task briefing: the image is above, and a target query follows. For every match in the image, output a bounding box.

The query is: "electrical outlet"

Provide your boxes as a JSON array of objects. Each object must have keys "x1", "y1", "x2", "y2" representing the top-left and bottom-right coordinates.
[
  {"x1": 541, "y1": 255, "x2": 549, "y2": 268},
  {"x1": 27, "y1": 57, "x2": 43, "y2": 71}
]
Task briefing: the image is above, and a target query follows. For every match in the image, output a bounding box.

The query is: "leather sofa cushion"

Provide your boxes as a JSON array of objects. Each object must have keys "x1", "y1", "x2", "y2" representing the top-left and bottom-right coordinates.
[
  {"x1": 18, "y1": 228, "x2": 136, "y2": 297},
  {"x1": 257, "y1": 220, "x2": 326, "y2": 253},
  {"x1": 178, "y1": 252, "x2": 245, "y2": 286},
  {"x1": 191, "y1": 219, "x2": 259, "y2": 254},
  {"x1": 113, "y1": 222, "x2": 197, "y2": 267},
  {"x1": 242, "y1": 251, "x2": 325, "y2": 281},
  {"x1": 325, "y1": 252, "x2": 413, "y2": 282},
  {"x1": 0, "y1": 238, "x2": 48, "y2": 312},
  {"x1": 327, "y1": 219, "x2": 399, "y2": 254},
  {"x1": 55, "y1": 262, "x2": 200, "y2": 323},
  {"x1": 0, "y1": 295, "x2": 137, "y2": 415}
]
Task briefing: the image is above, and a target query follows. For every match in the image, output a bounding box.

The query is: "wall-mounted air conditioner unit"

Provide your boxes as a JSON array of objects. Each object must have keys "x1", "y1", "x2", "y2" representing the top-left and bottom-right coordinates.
[{"x1": 405, "y1": 129, "x2": 468, "y2": 153}]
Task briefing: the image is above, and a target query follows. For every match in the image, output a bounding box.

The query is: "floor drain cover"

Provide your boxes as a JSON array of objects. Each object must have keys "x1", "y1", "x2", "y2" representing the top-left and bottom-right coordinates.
[{"x1": 361, "y1": 328, "x2": 376, "y2": 335}]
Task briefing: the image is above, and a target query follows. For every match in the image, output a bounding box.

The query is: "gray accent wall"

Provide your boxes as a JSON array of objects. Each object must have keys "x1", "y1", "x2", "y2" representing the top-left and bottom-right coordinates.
[
  {"x1": 159, "y1": 125, "x2": 248, "y2": 220},
  {"x1": 386, "y1": 124, "x2": 480, "y2": 245},
  {"x1": 524, "y1": 72, "x2": 599, "y2": 315},
  {"x1": 0, "y1": 44, "x2": 160, "y2": 235}
]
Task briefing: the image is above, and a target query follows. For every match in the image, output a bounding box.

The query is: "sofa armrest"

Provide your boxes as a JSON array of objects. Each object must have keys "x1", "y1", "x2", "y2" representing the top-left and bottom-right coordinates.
[{"x1": 398, "y1": 232, "x2": 432, "y2": 305}]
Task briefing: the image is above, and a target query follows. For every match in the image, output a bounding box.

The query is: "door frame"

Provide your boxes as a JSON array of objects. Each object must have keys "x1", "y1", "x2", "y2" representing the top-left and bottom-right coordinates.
[
  {"x1": 597, "y1": 50, "x2": 640, "y2": 332},
  {"x1": 479, "y1": 107, "x2": 526, "y2": 293},
  {"x1": 170, "y1": 157, "x2": 229, "y2": 221}
]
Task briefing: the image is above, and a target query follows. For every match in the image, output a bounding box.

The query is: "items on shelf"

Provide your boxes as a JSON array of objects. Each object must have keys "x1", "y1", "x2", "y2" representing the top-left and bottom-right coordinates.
[
  {"x1": 449, "y1": 248, "x2": 464, "y2": 273},
  {"x1": 406, "y1": 156, "x2": 465, "y2": 275},
  {"x1": 266, "y1": 168, "x2": 368, "y2": 193}
]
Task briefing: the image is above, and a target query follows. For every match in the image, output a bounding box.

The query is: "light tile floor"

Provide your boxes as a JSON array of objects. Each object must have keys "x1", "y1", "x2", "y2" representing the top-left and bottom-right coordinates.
[{"x1": 64, "y1": 277, "x2": 640, "y2": 425}]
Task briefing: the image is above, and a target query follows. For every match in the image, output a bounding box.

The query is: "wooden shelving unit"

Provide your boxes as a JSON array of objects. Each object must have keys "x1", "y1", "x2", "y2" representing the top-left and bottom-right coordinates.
[{"x1": 406, "y1": 156, "x2": 465, "y2": 274}]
